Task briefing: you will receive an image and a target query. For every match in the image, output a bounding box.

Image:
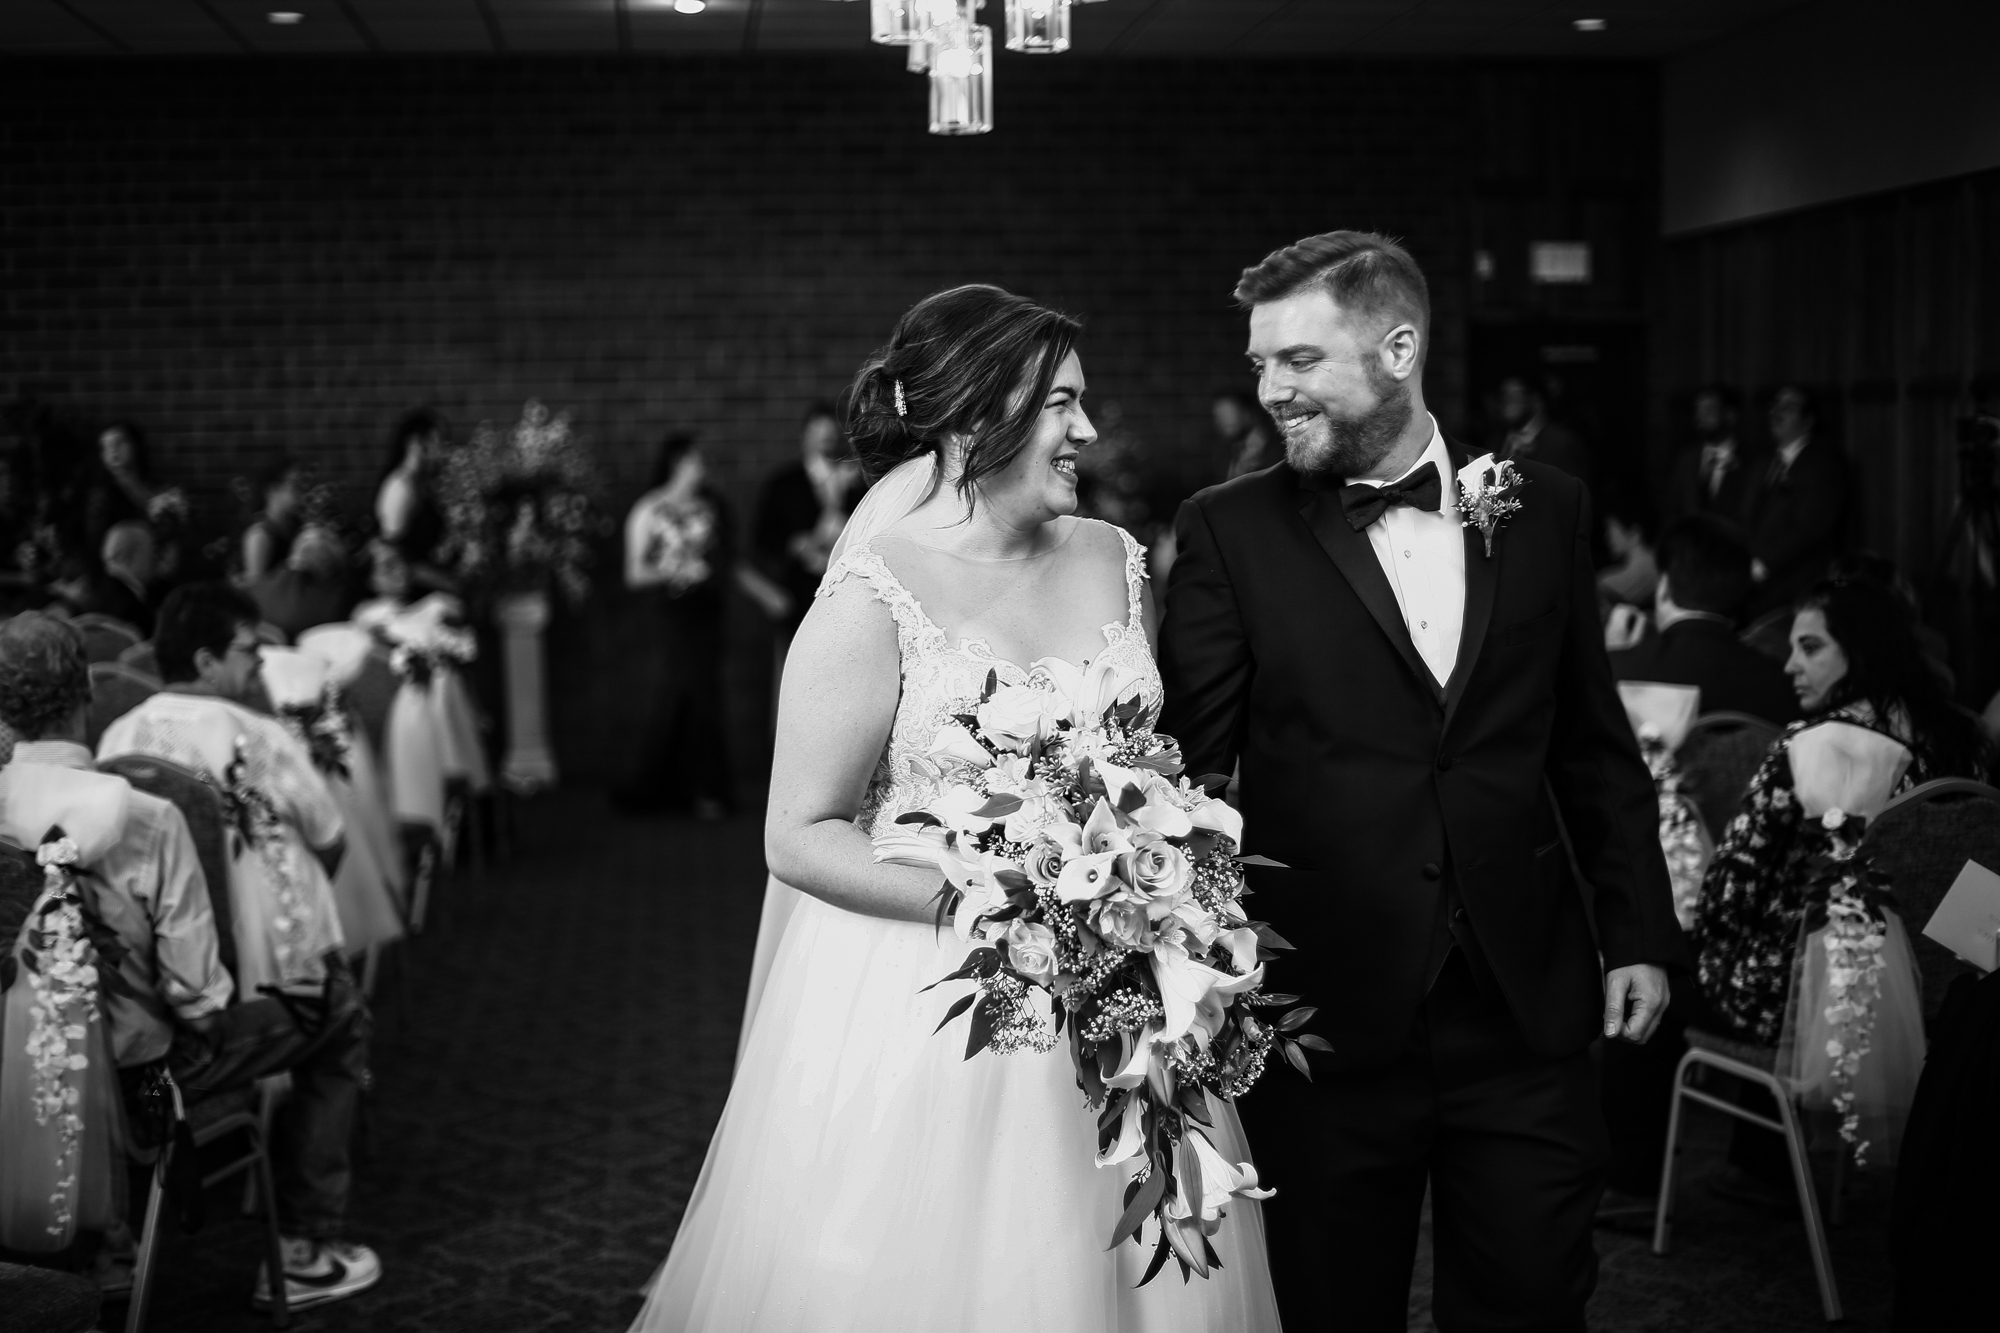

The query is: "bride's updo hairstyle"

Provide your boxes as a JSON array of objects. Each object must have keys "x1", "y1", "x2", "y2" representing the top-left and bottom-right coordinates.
[{"x1": 846, "y1": 284, "x2": 1082, "y2": 502}]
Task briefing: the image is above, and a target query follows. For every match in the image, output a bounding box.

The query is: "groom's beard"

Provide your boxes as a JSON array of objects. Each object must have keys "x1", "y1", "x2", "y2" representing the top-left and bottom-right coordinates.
[{"x1": 1281, "y1": 373, "x2": 1415, "y2": 482}]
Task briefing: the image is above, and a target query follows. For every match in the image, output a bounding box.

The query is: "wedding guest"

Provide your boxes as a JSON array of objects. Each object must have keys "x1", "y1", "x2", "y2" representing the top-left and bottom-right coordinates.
[
  {"x1": 1743, "y1": 383, "x2": 1847, "y2": 616},
  {"x1": 0, "y1": 612, "x2": 379, "y2": 1311},
  {"x1": 1492, "y1": 372, "x2": 1593, "y2": 490},
  {"x1": 373, "y1": 408, "x2": 456, "y2": 593},
  {"x1": 615, "y1": 433, "x2": 733, "y2": 820},
  {"x1": 239, "y1": 458, "x2": 305, "y2": 584},
  {"x1": 1213, "y1": 390, "x2": 1280, "y2": 480},
  {"x1": 1666, "y1": 385, "x2": 1755, "y2": 524},
  {"x1": 1610, "y1": 516, "x2": 1798, "y2": 723},
  {"x1": 85, "y1": 422, "x2": 158, "y2": 550},
  {"x1": 747, "y1": 403, "x2": 863, "y2": 643},
  {"x1": 249, "y1": 523, "x2": 356, "y2": 642},
  {"x1": 70, "y1": 520, "x2": 159, "y2": 634},
  {"x1": 1691, "y1": 577, "x2": 1990, "y2": 1194},
  {"x1": 1595, "y1": 495, "x2": 1659, "y2": 609}
]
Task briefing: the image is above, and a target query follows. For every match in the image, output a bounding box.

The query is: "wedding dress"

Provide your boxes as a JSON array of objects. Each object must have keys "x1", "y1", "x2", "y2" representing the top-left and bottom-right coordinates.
[{"x1": 632, "y1": 523, "x2": 1280, "y2": 1332}]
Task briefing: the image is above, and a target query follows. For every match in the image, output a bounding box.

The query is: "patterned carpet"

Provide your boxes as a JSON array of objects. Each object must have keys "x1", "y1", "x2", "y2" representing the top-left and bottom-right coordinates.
[{"x1": 118, "y1": 792, "x2": 1893, "y2": 1333}]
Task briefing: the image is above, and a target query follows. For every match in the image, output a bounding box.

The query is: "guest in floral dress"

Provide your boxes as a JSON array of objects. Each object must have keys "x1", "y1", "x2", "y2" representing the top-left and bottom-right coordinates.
[
  {"x1": 613, "y1": 432, "x2": 733, "y2": 819},
  {"x1": 1689, "y1": 576, "x2": 1990, "y2": 1192}
]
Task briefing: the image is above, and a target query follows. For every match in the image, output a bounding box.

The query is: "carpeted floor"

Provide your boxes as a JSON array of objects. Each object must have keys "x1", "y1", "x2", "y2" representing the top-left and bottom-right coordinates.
[{"x1": 117, "y1": 792, "x2": 1893, "y2": 1332}]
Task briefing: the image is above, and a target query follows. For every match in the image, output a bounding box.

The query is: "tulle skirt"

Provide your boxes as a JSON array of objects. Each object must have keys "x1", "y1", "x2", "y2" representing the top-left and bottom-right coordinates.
[
  {"x1": 0, "y1": 970, "x2": 125, "y2": 1251},
  {"x1": 633, "y1": 885, "x2": 1281, "y2": 1333},
  {"x1": 325, "y1": 730, "x2": 407, "y2": 954}
]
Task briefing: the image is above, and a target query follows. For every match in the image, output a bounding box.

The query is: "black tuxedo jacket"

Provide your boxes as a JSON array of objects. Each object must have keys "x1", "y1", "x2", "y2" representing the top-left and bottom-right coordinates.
[
  {"x1": 1609, "y1": 616, "x2": 1800, "y2": 726},
  {"x1": 1664, "y1": 443, "x2": 1756, "y2": 526},
  {"x1": 1159, "y1": 450, "x2": 1686, "y2": 1071},
  {"x1": 1742, "y1": 440, "x2": 1847, "y2": 614}
]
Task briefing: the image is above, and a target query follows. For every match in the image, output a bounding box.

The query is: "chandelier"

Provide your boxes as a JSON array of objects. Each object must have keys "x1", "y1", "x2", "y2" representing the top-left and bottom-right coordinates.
[{"x1": 852, "y1": 0, "x2": 1111, "y2": 136}]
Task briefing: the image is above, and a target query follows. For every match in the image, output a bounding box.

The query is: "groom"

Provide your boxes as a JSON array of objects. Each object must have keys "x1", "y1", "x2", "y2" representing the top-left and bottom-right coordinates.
[{"x1": 1161, "y1": 231, "x2": 1688, "y2": 1331}]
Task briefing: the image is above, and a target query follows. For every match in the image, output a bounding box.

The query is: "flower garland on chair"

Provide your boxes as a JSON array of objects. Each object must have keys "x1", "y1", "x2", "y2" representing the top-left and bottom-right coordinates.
[
  {"x1": 1636, "y1": 730, "x2": 1709, "y2": 932},
  {"x1": 1807, "y1": 809, "x2": 1892, "y2": 1165},
  {"x1": 219, "y1": 738, "x2": 315, "y2": 986},
  {"x1": 276, "y1": 683, "x2": 356, "y2": 781}
]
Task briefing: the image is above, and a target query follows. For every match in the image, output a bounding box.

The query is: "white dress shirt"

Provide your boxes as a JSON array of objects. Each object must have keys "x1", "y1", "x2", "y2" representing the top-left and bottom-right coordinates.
[{"x1": 1352, "y1": 418, "x2": 1465, "y2": 687}]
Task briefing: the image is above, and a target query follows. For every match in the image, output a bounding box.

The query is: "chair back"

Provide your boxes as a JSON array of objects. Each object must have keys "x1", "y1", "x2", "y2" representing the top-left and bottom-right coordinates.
[
  {"x1": 342, "y1": 648, "x2": 400, "y2": 759},
  {"x1": 117, "y1": 640, "x2": 160, "y2": 678},
  {"x1": 0, "y1": 841, "x2": 41, "y2": 994},
  {"x1": 73, "y1": 614, "x2": 142, "y2": 665},
  {"x1": 95, "y1": 754, "x2": 237, "y2": 981},
  {"x1": 1860, "y1": 778, "x2": 2000, "y2": 1019},
  {"x1": 86, "y1": 662, "x2": 160, "y2": 751},
  {"x1": 1677, "y1": 711, "x2": 1784, "y2": 842}
]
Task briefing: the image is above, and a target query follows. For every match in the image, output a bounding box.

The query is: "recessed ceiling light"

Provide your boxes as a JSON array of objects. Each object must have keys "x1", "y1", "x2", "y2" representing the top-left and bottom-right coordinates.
[
  {"x1": 267, "y1": 11, "x2": 304, "y2": 23},
  {"x1": 674, "y1": 0, "x2": 706, "y2": 12},
  {"x1": 1573, "y1": 17, "x2": 1607, "y2": 31}
]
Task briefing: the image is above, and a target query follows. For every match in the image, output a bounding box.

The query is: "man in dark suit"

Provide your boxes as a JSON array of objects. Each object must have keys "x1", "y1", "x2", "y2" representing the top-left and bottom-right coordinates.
[
  {"x1": 1742, "y1": 383, "x2": 1847, "y2": 617},
  {"x1": 1610, "y1": 515, "x2": 1799, "y2": 724},
  {"x1": 1161, "y1": 231, "x2": 1685, "y2": 1332},
  {"x1": 1492, "y1": 373, "x2": 1593, "y2": 493},
  {"x1": 73, "y1": 520, "x2": 156, "y2": 633},
  {"x1": 1664, "y1": 385, "x2": 1756, "y2": 525}
]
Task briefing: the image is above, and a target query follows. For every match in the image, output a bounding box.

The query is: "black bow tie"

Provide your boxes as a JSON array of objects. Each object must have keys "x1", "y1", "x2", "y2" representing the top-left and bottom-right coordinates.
[{"x1": 1339, "y1": 463, "x2": 1442, "y2": 531}]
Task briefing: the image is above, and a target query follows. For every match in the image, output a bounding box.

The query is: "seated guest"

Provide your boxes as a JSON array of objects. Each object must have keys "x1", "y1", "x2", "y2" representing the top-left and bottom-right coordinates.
[
  {"x1": 1743, "y1": 383, "x2": 1847, "y2": 617},
  {"x1": 1595, "y1": 496, "x2": 1659, "y2": 609},
  {"x1": 0, "y1": 612, "x2": 380, "y2": 1310},
  {"x1": 94, "y1": 520, "x2": 159, "y2": 632},
  {"x1": 97, "y1": 583, "x2": 349, "y2": 1003},
  {"x1": 1610, "y1": 515, "x2": 1799, "y2": 724},
  {"x1": 1690, "y1": 578, "x2": 1991, "y2": 1191},
  {"x1": 1665, "y1": 384, "x2": 1755, "y2": 525},
  {"x1": 239, "y1": 460, "x2": 304, "y2": 584},
  {"x1": 1491, "y1": 372, "x2": 1593, "y2": 490},
  {"x1": 249, "y1": 523, "x2": 356, "y2": 642}
]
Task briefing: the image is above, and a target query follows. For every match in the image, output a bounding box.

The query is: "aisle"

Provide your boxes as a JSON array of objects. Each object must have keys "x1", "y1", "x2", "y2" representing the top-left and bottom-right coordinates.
[
  {"x1": 136, "y1": 791, "x2": 1895, "y2": 1332},
  {"x1": 143, "y1": 792, "x2": 766, "y2": 1333}
]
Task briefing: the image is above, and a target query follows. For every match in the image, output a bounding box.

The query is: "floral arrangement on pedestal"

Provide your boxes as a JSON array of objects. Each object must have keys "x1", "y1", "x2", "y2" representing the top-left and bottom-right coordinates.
[
  {"x1": 435, "y1": 400, "x2": 601, "y2": 606},
  {"x1": 875, "y1": 659, "x2": 1322, "y2": 1284}
]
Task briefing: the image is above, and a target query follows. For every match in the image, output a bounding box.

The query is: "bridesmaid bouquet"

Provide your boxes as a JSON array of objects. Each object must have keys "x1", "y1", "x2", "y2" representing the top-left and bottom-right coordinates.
[{"x1": 874, "y1": 661, "x2": 1324, "y2": 1284}]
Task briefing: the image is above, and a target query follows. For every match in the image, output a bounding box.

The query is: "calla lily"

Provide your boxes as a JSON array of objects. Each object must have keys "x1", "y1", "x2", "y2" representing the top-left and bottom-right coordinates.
[
  {"x1": 1218, "y1": 925, "x2": 1262, "y2": 974},
  {"x1": 1104, "y1": 1020, "x2": 1162, "y2": 1091},
  {"x1": 1151, "y1": 941, "x2": 1264, "y2": 1045},
  {"x1": 1186, "y1": 792, "x2": 1244, "y2": 846},
  {"x1": 1080, "y1": 798, "x2": 1132, "y2": 858},
  {"x1": 1163, "y1": 1127, "x2": 1277, "y2": 1234},
  {"x1": 1056, "y1": 850, "x2": 1123, "y2": 904},
  {"x1": 1097, "y1": 1087, "x2": 1147, "y2": 1167},
  {"x1": 926, "y1": 722, "x2": 994, "y2": 773},
  {"x1": 931, "y1": 783, "x2": 997, "y2": 836}
]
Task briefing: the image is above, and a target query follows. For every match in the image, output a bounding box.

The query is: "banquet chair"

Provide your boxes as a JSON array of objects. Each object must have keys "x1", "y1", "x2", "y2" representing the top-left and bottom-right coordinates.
[
  {"x1": 117, "y1": 640, "x2": 161, "y2": 679},
  {"x1": 1652, "y1": 920, "x2": 1845, "y2": 1322},
  {"x1": 87, "y1": 661, "x2": 161, "y2": 750},
  {"x1": 1862, "y1": 778, "x2": 2000, "y2": 1020},
  {"x1": 74, "y1": 613, "x2": 143, "y2": 665},
  {"x1": 97, "y1": 754, "x2": 237, "y2": 981},
  {"x1": 1676, "y1": 711, "x2": 1782, "y2": 844}
]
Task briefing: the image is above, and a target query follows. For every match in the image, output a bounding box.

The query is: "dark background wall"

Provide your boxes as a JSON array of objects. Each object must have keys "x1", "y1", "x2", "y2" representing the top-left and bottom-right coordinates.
[{"x1": 0, "y1": 54, "x2": 1658, "y2": 784}]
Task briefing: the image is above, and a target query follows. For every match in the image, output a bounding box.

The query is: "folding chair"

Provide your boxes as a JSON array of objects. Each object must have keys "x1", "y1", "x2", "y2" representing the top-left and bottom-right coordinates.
[
  {"x1": 74, "y1": 613, "x2": 144, "y2": 665},
  {"x1": 1676, "y1": 711, "x2": 1782, "y2": 845},
  {"x1": 87, "y1": 661, "x2": 161, "y2": 750},
  {"x1": 97, "y1": 755, "x2": 238, "y2": 984},
  {"x1": 1862, "y1": 778, "x2": 2000, "y2": 1019}
]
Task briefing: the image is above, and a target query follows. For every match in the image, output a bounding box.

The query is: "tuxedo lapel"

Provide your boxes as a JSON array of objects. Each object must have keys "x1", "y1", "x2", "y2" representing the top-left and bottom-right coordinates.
[
  {"x1": 1292, "y1": 472, "x2": 1439, "y2": 702},
  {"x1": 1443, "y1": 441, "x2": 1497, "y2": 729}
]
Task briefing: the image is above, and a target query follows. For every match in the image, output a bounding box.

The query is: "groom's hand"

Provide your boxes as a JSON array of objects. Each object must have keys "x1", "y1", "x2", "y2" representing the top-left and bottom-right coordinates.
[{"x1": 1603, "y1": 964, "x2": 1670, "y2": 1044}]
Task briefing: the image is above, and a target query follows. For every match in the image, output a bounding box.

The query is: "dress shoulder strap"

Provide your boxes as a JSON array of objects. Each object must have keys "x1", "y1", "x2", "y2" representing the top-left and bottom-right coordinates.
[
  {"x1": 818, "y1": 541, "x2": 944, "y2": 659},
  {"x1": 1106, "y1": 522, "x2": 1148, "y2": 630}
]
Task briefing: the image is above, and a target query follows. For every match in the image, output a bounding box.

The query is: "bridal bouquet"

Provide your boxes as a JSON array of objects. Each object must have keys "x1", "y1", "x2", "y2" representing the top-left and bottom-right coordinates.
[{"x1": 875, "y1": 661, "x2": 1323, "y2": 1284}]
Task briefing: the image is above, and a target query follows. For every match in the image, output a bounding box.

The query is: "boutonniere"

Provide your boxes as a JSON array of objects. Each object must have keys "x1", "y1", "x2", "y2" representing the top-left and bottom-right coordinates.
[{"x1": 1455, "y1": 454, "x2": 1527, "y2": 558}]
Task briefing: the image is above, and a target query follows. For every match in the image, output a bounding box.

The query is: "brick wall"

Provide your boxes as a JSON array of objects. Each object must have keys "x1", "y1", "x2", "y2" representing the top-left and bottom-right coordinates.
[{"x1": 0, "y1": 54, "x2": 1653, "y2": 784}]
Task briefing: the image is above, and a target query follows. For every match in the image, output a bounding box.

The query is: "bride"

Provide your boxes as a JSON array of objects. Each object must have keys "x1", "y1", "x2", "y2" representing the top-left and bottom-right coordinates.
[{"x1": 632, "y1": 285, "x2": 1280, "y2": 1331}]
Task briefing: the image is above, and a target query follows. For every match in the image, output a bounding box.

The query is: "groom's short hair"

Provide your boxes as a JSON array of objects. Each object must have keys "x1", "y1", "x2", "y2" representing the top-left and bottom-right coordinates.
[{"x1": 1234, "y1": 231, "x2": 1430, "y2": 353}]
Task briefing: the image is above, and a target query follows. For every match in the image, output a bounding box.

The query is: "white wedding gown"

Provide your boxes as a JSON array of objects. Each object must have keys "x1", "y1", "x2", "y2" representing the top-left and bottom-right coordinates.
[{"x1": 632, "y1": 530, "x2": 1280, "y2": 1332}]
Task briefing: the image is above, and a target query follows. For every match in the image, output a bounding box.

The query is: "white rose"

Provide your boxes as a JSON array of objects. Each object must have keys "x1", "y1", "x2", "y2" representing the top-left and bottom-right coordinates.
[
  {"x1": 1093, "y1": 893, "x2": 1154, "y2": 950},
  {"x1": 1127, "y1": 834, "x2": 1191, "y2": 905},
  {"x1": 1002, "y1": 920, "x2": 1059, "y2": 988},
  {"x1": 976, "y1": 684, "x2": 1050, "y2": 755},
  {"x1": 927, "y1": 722, "x2": 994, "y2": 773}
]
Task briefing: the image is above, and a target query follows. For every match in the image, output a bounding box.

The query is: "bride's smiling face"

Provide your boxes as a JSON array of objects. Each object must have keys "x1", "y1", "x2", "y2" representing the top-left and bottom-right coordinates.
[{"x1": 971, "y1": 350, "x2": 1096, "y2": 526}]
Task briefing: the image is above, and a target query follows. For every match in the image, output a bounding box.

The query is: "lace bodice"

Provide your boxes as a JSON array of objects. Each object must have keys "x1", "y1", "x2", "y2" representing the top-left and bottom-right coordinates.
[{"x1": 820, "y1": 522, "x2": 1158, "y2": 838}]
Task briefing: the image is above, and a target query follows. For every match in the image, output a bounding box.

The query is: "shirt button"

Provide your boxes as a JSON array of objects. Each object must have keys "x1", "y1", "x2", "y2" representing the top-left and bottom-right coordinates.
[
  {"x1": 1420, "y1": 620, "x2": 1428, "y2": 629},
  {"x1": 1422, "y1": 862, "x2": 1442, "y2": 880}
]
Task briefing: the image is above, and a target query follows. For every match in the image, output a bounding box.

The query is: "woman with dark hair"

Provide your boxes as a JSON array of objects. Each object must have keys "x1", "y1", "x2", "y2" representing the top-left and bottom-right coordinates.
[
  {"x1": 613, "y1": 431, "x2": 733, "y2": 819},
  {"x1": 238, "y1": 457, "x2": 304, "y2": 583},
  {"x1": 630, "y1": 285, "x2": 1280, "y2": 1331},
  {"x1": 373, "y1": 408, "x2": 456, "y2": 592},
  {"x1": 86, "y1": 421, "x2": 157, "y2": 544},
  {"x1": 1690, "y1": 577, "x2": 1990, "y2": 1189}
]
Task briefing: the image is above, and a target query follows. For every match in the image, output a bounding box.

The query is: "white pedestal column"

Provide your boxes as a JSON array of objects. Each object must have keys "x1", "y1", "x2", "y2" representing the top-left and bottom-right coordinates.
[{"x1": 495, "y1": 590, "x2": 558, "y2": 793}]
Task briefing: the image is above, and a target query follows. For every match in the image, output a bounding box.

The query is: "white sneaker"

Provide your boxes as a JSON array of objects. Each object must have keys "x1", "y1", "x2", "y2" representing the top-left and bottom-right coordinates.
[{"x1": 251, "y1": 1236, "x2": 383, "y2": 1311}]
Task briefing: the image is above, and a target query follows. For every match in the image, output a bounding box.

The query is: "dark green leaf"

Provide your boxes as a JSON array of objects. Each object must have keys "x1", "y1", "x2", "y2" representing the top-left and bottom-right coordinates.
[
  {"x1": 972, "y1": 794, "x2": 1024, "y2": 819},
  {"x1": 1275, "y1": 1005, "x2": 1317, "y2": 1032},
  {"x1": 982, "y1": 668, "x2": 999, "y2": 701},
  {"x1": 1253, "y1": 923, "x2": 1296, "y2": 950},
  {"x1": 993, "y1": 868, "x2": 1035, "y2": 896},
  {"x1": 1137, "y1": 1230, "x2": 1174, "y2": 1287},
  {"x1": 1295, "y1": 1034, "x2": 1335, "y2": 1053},
  {"x1": 1105, "y1": 1166, "x2": 1168, "y2": 1250},
  {"x1": 1281, "y1": 1038, "x2": 1313, "y2": 1082},
  {"x1": 932, "y1": 992, "x2": 976, "y2": 1034},
  {"x1": 1234, "y1": 853, "x2": 1288, "y2": 868},
  {"x1": 964, "y1": 994, "x2": 997, "y2": 1060},
  {"x1": 1202, "y1": 1235, "x2": 1223, "y2": 1272},
  {"x1": 1192, "y1": 773, "x2": 1233, "y2": 793},
  {"x1": 1254, "y1": 992, "x2": 1300, "y2": 1006},
  {"x1": 894, "y1": 810, "x2": 942, "y2": 827}
]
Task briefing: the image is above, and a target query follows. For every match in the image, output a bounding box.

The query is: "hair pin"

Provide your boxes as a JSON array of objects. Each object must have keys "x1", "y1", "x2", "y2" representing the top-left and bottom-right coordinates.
[{"x1": 893, "y1": 380, "x2": 907, "y2": 419}]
